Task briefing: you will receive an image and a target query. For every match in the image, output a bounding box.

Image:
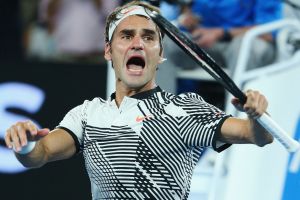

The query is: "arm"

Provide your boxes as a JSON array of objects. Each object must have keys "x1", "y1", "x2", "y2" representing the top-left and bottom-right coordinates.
[
  {"x1": 5, "y1": 121, "x2": 76, "y2": 168},
  {"x1": 191, "y1": 26, "x2": 273, "y2": 48},
  {"x1": 225, "y1": 26, "x2": 273, "y2": 42},
  {"x1": 220, "y1": 117, "x2": 273, "y2": 147},
  {"x1": 218, "y1": 90, "x2": 274, "y2": 146}
]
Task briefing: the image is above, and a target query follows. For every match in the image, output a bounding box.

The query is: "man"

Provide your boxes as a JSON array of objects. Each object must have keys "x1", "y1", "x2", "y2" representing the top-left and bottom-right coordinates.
[{"x1": 5, "y1": 1, "x2": 273, "y2": 199}]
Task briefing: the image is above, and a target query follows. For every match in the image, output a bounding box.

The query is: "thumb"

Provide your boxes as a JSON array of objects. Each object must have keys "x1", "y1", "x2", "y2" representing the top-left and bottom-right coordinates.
[
  {"x1": 36, "y1": 128, "x2": 50, "y2": 139},
  {"x1": 231, "y1": 98, "x2": 244, "y2": 112}
]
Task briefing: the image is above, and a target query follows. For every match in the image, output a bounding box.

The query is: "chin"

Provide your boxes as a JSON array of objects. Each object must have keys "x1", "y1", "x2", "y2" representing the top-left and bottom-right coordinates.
[
  {"x1": 126, "y1": 83, "x2": 145, "y2": 89},
  {"x1": 125, "y1": 80, "x2": 148, "y2": 89}
]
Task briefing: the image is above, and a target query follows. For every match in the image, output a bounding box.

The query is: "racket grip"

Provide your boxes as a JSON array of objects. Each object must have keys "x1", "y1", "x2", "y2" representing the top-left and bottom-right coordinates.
[{"x1": 257, "y1": 113, "x2": 300, "y2": 152}]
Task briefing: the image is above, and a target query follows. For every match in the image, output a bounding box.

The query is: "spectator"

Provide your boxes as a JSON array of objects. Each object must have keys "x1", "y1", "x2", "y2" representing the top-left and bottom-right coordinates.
[
  {"x1": 27, "y1": 0, "x2": 120, "y2": 62},
  {"x1": 162, "y1": 0, "x2": 283, "y2": 73}
]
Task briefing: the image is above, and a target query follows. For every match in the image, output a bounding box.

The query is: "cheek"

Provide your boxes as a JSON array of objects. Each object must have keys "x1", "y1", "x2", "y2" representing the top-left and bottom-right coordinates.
[
  {"x1": 149, "y1": 44, "x2": 162, "y2": 60},
  {"x1": 111, "y1": 45, "x2": 128, "y2": 66}
]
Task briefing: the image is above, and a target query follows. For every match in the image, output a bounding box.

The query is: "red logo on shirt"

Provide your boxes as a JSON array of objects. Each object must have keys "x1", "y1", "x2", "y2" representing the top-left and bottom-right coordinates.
[{"x1": 136, "y1": 115, "x2": 153, "y2": 122}]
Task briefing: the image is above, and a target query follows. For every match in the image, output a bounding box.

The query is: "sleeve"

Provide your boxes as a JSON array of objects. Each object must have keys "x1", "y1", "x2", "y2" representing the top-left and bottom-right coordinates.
[
  {"x1": 255, "y1": 0, "x2": 282, "y2": 24},
  {"x1": 178, "y1": 93, "x2": 232, "y2": 152},
  {"x1": 56, "y1": 101, "x2": 89, "y2": 153},
  {"x1": 254, "y1": 0, "x2": 282, "y2": 39}
]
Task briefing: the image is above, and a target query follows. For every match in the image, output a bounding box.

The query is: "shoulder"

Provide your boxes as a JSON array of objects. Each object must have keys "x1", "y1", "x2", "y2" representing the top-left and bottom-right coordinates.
[
  {"x1": 72, "y1": 97, "x2": 107, "y2": 113},
  {"x1": 172, "y1": 92, "x2": 225, "y2": 115},
  {"x1": 165, "y1": 92, "x2": 208, "y2": 112},
  {"x1": 155, "y1": 91, "x2": 206, "y2": 107},
  {"x1": 86, "y1": 97, "x2": 107, "y2": 105},
  {"x1": 160, "y1": 91, "x2": 204, "y2": 101},
  {"x1": 176, "y1": 92, "x2": 205, "y2": 103}
]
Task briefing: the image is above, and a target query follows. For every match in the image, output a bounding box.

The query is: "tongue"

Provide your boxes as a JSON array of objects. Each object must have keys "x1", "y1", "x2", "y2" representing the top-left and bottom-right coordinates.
[{"x1": 127, "y1": 64, "x2": 143, "y2": 71}]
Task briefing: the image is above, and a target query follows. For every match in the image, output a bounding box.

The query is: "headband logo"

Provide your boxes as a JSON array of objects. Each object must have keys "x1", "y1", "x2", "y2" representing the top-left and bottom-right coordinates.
[{"x1": 120, "y1": 6, "x2": 141, "y2": 15}]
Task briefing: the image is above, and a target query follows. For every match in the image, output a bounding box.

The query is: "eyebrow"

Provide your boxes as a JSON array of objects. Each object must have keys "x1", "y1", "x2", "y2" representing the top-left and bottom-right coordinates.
[
  {"x1": 119, "y1": 29, "x2": 135, "y2": 36},
  {"x1": 119, "y1": 28, "x2": 158, "y2": 37},
  {"x1": 143, "y1": 29, "x2": 157, "y2": 37}
]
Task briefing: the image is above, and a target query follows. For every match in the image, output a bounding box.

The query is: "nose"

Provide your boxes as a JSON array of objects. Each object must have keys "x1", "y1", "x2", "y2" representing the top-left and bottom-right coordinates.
[{"x1": 131, "y1": 36, "x2": 144, "y2": 50}]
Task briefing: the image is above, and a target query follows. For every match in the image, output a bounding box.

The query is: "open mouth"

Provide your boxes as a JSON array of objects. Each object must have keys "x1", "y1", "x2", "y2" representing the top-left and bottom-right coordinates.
[{"x1": 126, "y1": 56, "x2": 145, "y2": 73}]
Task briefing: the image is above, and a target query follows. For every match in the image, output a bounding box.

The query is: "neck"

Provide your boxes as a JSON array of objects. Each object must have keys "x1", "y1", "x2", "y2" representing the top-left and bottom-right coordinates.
[{"x1": 115, "y1": 81, "x2": 157, "y2": 107}]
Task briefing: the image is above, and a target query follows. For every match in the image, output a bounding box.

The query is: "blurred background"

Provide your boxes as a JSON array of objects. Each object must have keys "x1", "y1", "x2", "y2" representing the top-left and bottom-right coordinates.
[{"x1": 1, "y1": 0, "x2": 300, "y2": 199}]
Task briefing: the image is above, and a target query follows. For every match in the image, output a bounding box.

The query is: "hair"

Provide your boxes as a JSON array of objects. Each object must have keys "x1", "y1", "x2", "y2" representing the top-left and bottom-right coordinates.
[{"x1": 104, "y1": 1, "x2": 164, "y2": 54}]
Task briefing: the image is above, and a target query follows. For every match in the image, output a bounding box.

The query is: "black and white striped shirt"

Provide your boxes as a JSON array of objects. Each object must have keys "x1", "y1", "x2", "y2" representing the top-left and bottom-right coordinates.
[{"x1": 58, "y1": 87, "x2": 231, "y2": 200}]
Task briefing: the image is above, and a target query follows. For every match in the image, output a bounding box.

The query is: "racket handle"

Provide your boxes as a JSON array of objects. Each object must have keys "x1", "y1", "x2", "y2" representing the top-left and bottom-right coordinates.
[{"x1": 257, "y1": 113, "x2": 300, "y2": 152}]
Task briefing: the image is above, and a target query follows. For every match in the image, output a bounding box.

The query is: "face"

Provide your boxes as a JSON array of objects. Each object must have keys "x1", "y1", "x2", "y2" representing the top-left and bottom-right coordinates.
[{"x1": 104, "y1": 15, "x2": 163, "y2": 91}]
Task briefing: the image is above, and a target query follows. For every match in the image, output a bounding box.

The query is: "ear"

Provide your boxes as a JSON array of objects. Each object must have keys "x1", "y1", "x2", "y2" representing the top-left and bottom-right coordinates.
[
  {"x1": 158, "y1": 51, "x2": 165, "y2": 64},
  {"x1": 158, "y1": 55, "x2": 167, "y2": 64},
  {"x1": 104, "y1": 43, "x2": 112, "y2": 61}
]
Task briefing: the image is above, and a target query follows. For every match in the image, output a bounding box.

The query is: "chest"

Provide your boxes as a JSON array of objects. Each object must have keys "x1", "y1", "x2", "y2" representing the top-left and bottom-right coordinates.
[{"x1": 82, "y1": 99, "x2": 189, "y2": 154}]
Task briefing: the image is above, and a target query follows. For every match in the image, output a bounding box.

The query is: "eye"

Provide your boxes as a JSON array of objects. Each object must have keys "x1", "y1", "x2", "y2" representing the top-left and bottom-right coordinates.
[
  {"x1": 121, "y1": 34, "x2": 132, "y2": 40},
  {"x1": 143, "y1": 35, "x2": 154, "y2": 41}
]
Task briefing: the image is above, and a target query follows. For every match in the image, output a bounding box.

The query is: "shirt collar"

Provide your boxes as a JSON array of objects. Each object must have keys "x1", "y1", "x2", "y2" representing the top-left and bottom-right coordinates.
[{"x1": 110, "y1": 86, "x2": 162, "y2": 101}]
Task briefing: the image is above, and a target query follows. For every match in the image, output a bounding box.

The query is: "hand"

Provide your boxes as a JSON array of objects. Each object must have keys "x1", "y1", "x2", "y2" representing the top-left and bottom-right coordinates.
[
  {"x1": 192, "y1": 28, "x2": 224, "y2": 48},
  {"x1": 231, "y1": 90, "x2": 268, "y2": 119},
  {"x1": 178, "y1": 12, "x2": 200, "y2": 31},
  {"x1": 5, "y1": 120, "x2": 50, "y2": 152}
]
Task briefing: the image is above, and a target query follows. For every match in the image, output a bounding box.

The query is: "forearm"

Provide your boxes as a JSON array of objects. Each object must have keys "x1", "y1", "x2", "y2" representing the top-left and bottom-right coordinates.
[
  {"x1": 6, "y1": 122, "x2": 76, "y2": 168},
  {"x1": 220, "y1": 117, "x2": 273, "y2": 146},
  {"x1": 227, "y1": 26, "x2": 273, "y2": 42},
  {"x1": 247, "y1": 118, "x2": 274, "y2": 147},
  {"x1": 15, "y1": 140, "x2": 49, "y2": 168},
  {"x1": 227, "y1": 26, "x2": 252, "y2": 37},
  {"x1": 221, "y1": 90, "x2": 273, "y2": 146},
  {"x1": 14, "y1": 129, "x2": 76, "y2": 168}
]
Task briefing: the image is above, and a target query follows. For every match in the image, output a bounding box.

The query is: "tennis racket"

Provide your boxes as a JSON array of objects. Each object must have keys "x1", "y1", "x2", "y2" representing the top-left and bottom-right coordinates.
[{"x1": 148, "y1": 11, "x2": 300, "y2": 152}]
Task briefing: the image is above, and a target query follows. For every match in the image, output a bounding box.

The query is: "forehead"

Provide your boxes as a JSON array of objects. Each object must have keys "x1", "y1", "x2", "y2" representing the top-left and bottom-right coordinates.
[{"x1": 114, "y1": 15, "x2": 158, "y2": 34}]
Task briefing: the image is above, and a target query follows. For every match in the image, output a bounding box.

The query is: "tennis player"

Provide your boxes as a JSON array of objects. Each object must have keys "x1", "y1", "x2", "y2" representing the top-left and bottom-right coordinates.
[{"x1": 5, "y1": 1, "x2": 273, "y2": 199}]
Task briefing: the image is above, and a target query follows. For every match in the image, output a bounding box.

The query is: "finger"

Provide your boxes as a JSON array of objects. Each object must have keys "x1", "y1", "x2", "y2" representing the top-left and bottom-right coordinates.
[
  {"x1": 245, "y1": 107, "x2": 260, "y2": 118},
  {"x1": 245, "y1": 90, "x2": 257, "y2": 106},
  {"x1": 197, "y1": 37, "x2": 207, "y2": 47},
  {"x1": 250, "y1": 115, "x2": 259, "y2": 120},
  {"x1": 257, "y1": 94, "x2": 268, "y2": 115},
  {"x1": 250, "y1": 111, "x2": 260, "y2": 119},
  {"x1": 24, "y1": 120, "x2": 38, "y2": 136},
  {"x1": 245, "y1": 89, "x2": 253, "y2": 94},
  {"x1": 244, "y1": 103, "x2": 255, "y2": 113},
  {"x1": 245, "y1": 90, "x2": 268, "y2": 118},
  {"x1": 231, "y1": 97, "x2": 239, "y2": 105},
  {"x1": 247, "y1": 92, "x2": 265, "y2": 116},
  {"x1": 231, "y1": 98, "x2": 244, "y2": 111},
  {"x1": 192, "y1": 28, "x2": 203, "y2": 35},
  {"x1": 4, "y1": 129, "x2": 13, "y2": 149},
  {"x1": 246, "y1": 110, "x2": 260, "y2": 119},
  {"x1": 10, "y1": 126, "x2": 22, "y2": 152},
  {"x1": 245, "y1": 107, "x2": 255, "y2": 115},
  {"x1": 244, "y1": 91, "x2": 259, "y2": 110},
  {"x1": 17, "y1": 124, "x2": 28, "y2": 147},
  {"x1": 245, "y1": 90, "x2": 256, "y2": 102}
]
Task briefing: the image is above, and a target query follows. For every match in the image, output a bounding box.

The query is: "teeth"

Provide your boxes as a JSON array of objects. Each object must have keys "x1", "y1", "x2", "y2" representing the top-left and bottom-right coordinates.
[
  {"x1": 128, "y1": 68, "x2": 142, "y2": 72},
  {"x1": 127, "y1": 64, "x2": 143, "y2": 69}
]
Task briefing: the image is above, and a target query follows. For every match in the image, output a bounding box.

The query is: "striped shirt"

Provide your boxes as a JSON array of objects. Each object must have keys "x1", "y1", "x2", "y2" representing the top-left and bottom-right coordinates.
[{"x1": 58, "y1": 87, "x2": 231, "y2": 200}]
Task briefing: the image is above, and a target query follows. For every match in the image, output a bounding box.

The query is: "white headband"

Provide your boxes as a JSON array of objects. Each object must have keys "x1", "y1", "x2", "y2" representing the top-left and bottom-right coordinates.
[{"x1": 108, "y1": 6, "x2": 151, "y2": 42}]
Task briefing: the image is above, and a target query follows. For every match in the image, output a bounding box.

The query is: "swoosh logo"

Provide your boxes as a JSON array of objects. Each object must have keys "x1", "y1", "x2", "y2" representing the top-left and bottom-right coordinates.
[
  {"x1": 121, "y1": 6, "x2": 140, "y2": 15},
  {"x1": 135, "y1": 115, "x2": 153, "y2": 123}
]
